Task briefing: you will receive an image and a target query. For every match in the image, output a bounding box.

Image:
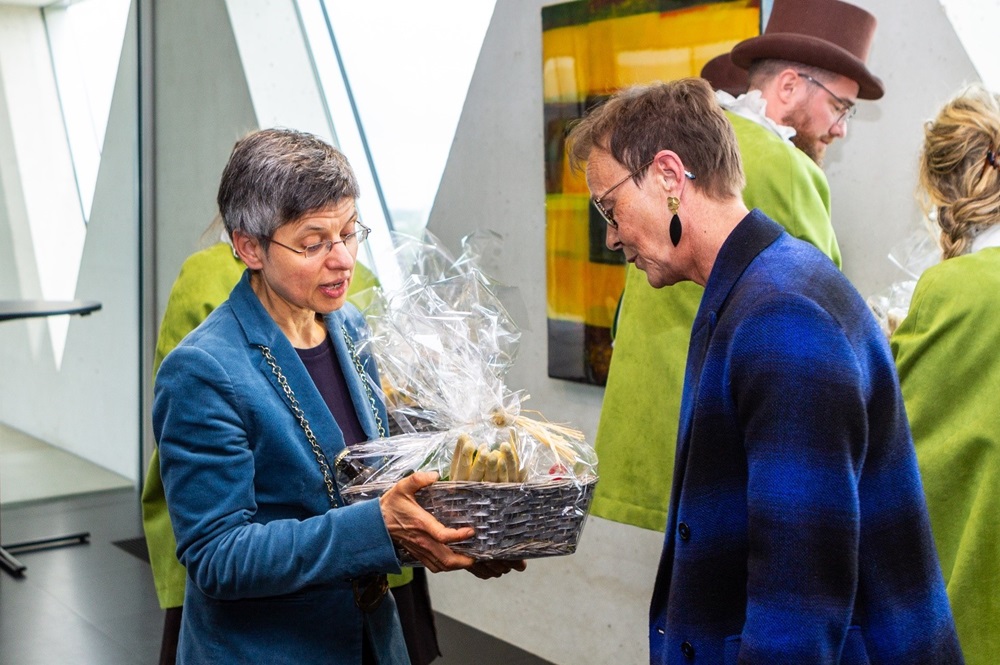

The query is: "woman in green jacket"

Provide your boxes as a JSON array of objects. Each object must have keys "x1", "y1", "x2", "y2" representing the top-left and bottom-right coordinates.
[{"x1": 892, "y1": 83, "x2": 1000, "y2": 665}]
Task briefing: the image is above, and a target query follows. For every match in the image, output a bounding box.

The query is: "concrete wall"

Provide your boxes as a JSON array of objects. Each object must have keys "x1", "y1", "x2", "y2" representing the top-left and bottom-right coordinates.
[
  {"x1": 825, "y1": 0, "x2": 978, "y2": 297},
  {"x1": 0, "y1": 3, "x2": 141, "y2": 480},
  {"x1": 152, "y1": 0, "x2": 257, "y2": 321},
  {"x1": 423, "y1": 1, "x2": 978, "y2": 663}
]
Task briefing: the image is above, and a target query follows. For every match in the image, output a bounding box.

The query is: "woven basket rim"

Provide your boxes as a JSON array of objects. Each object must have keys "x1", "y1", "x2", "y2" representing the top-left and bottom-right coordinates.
[{"x1": 341, "y1": 474, "x2": 598, "y2": 495}]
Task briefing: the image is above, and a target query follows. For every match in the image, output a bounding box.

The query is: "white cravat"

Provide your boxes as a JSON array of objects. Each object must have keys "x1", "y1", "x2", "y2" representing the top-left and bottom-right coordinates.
[{"x1": 715, "y1": 90, "x2": 797, "y2": 143}]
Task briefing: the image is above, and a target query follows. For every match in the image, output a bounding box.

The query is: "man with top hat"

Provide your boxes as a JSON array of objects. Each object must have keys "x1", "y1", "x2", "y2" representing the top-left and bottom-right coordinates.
[{"x1": 589, "y1": 0, "x2": 883, "y2": 541}]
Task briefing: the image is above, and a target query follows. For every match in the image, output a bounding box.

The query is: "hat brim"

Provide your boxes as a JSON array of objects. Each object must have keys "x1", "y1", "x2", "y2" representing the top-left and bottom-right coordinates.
[
  {"x1": 700, "y1": 54, "x2": 749, "y2": 97},
  {"x1": 731, "y1": 33, "x2": 884, "y2": 100}
]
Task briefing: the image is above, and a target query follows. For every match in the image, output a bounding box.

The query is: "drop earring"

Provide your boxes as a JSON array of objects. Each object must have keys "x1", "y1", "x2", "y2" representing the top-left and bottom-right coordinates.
[{"x1": 667, "y1": 196, "x2": 682, "y2": 247}]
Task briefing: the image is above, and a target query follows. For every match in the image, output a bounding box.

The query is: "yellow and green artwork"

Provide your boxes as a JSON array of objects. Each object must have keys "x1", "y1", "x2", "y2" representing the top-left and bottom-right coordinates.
[{"x1": 542, "y1": 0, "x2": 760, "y2": 384}]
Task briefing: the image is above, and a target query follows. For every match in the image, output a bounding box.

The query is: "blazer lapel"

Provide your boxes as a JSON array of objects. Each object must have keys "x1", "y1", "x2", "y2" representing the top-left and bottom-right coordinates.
[
  {"x1": 228, "y1": 273, "x2": 347, "y2": 459},
  {"x1": 655, "y1": 211, "x2": 785, "y2": 615},
  {"x1": 325, "y1": 308, "x2": 384, "y2": 442},
  {"x1": 673, "y1": 209, "x2": 784, "y2": 492}
]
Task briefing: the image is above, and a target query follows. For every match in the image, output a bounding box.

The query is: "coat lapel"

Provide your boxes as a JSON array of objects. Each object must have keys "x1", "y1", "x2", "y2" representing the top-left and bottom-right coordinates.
[
  {"x1": 228, "y1": 273, "x2": 347, "y2": 460},
  {"x1": 655, "y1": 210, "x2": 785, "y2": 613},
  {"x1": 324, "y1": 308, "x2": 385, "y2": 441},
  {"x1": 676, "y1": 209, "x2": 783, "y2": 455}
]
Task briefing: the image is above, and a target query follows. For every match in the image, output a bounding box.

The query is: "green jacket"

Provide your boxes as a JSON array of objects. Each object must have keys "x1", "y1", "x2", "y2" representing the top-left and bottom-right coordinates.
[
  {"x1": 140, "y1": 242, "x2": 386, "y2": 608},
  {"x1": 892, "y1": 248, "x2": 1000, "y2": 665},
  {"x1": 590, "y1": 112, "x2": 840, "y2": 530}
]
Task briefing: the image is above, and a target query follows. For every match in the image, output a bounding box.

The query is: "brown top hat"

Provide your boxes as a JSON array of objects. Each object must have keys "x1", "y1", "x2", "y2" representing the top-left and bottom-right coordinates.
[
  {"x1": 700, "y1": 53, "x2": 749, "y2": 97},
  {"x1": 730, "y1": 0, "x2": 884, "y2": 100}
]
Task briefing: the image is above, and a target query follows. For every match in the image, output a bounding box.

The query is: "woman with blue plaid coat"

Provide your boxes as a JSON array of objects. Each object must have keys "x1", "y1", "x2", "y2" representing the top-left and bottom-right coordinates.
[{"x1": 567, "y1": 78, "x2": 963, "y2": 665}]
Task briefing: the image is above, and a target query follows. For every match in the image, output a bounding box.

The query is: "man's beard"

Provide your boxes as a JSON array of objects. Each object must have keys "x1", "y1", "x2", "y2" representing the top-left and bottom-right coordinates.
[{"x1": 782, "y1": 103, "x2": 828, "y2": 166}]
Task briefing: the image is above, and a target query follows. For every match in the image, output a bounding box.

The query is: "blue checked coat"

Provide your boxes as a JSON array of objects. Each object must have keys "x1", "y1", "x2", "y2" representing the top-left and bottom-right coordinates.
[{"x1": 648, "y1": 211, "x2": 963, "y2": 664}]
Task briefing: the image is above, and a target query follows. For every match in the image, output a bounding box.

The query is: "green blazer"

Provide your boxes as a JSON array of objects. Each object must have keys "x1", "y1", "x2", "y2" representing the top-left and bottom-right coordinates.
[
  {"x1": 892, "y1": 248, "x2": 1000, "y2": 665},
  {"x1": 141, "y1": 242, "x2": 384, "y2": 608},
  {"x1": 590, "y1": 112, "x2": 840, "y2": 530}
]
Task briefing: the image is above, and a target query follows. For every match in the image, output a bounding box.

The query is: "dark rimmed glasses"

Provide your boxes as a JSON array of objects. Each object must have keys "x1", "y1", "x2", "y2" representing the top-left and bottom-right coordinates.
[
  {"x1": 592, "y1": 160, "x2": 696, "y2": 229},
  {"x1": 797, "y1": 72, "x2": 857, "y2": 126},
  {"x1": 268, "y1": 221, "x2": 371, "y2": 259}
]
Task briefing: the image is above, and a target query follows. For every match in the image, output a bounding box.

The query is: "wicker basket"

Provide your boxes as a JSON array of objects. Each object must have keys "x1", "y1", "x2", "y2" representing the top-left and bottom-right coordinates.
[{"x1": 341, "y1": 475, "x2": 598, "y2": 561}]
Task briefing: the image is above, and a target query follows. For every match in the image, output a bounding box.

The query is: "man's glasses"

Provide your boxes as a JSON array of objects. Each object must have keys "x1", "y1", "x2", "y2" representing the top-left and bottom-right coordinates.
[
  {"x1": 593, "y1": 160, "x2": 695, "y2": 229},
  {"x1": 797, "y1": 73, "x2": 857, "y2": 126},
  {"x1": 268, "y1": 221, "x2": 370, "y2": 259}
]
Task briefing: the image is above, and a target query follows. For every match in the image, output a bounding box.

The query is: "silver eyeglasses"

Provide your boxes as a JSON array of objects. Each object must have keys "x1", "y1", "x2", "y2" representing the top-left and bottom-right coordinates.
[
  {"x1": 593, "y1": 159, "x2": 696, "y2": 229},
  {"x1": 268, "y1": 221, "x2": 370, "y2": 259},
  {"x1": 797, "y1": 72, "x2": 857, "y2": 126}
]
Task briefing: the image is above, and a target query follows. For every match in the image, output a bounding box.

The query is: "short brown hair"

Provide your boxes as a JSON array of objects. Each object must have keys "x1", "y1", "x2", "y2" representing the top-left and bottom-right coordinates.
[{"x1": 566, "y1": 78, "x2": 744, "y2": 201}]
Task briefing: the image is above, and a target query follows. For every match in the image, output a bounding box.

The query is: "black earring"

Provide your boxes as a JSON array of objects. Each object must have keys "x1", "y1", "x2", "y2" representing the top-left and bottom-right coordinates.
[{"x1": 668, "y1": 196, "x2": 682, "y2": 247}]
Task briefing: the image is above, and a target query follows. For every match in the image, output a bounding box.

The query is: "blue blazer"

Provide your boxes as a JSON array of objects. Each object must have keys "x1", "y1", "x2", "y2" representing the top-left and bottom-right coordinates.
[
  {"x1": 154, "y1": 272, "x2": 409, "y2": 664},
  {"x1": 648, "y1": 211, "x2": 962, "y2": 664}
]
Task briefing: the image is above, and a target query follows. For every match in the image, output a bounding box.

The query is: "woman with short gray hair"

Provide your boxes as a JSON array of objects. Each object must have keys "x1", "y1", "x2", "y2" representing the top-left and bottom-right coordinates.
[{"x1": 154, "y1": 128, "x2": 524, "y2": 664}]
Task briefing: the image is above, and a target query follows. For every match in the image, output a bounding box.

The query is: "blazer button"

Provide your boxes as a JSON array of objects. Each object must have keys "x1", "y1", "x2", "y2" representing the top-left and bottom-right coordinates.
[
  {"x1": 681, "y1": 641, "x2": 695, "y2": 659},
  {"x1": 678, "y1": 522, "x2": 691, "y2": 541}
]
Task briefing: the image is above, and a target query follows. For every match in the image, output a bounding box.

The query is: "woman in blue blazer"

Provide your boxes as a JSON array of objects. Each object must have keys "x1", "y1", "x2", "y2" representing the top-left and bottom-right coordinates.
[
  {"x1": 153, "y1": 129, "x2": 520, "y2": 664},
  {"x1": 567, "y1": 79, "x2": 963, "y2": 664}
]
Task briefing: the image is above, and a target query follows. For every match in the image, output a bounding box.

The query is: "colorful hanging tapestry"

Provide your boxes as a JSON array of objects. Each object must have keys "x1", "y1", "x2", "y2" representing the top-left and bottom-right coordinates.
[{"x1": 542, "y1": 0, "x2": 760, "y2": 384}]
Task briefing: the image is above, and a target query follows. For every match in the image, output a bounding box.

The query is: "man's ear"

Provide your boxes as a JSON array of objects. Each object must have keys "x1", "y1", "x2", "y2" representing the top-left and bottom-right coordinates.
[
  {"x1": 774, "y1": 68, "x2": 802, "y2": 105},
  {"x1": 232, "y1": 230, "x2": 265, "y2": 270}
]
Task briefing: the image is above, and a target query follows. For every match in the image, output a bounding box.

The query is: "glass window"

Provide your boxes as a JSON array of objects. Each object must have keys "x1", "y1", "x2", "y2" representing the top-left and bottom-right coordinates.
[
  {"x1": 0, "y1": 0, "x2": 130, "y2": 362},
  {"x1": 45, "y1": 0, "x2": 131, "y2": 222},
  {"x1": 319, "y1": 1, "x2": 496, "y2": 237}
]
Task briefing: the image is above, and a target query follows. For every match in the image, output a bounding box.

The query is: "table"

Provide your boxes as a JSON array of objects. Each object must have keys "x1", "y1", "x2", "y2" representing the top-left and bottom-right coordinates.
[
  {"x1": 0, "y1": 299, "x2": 102, "y2": 577},
  {"x1": 0, "y1": 299, "x2": 102, "y2": 322}
]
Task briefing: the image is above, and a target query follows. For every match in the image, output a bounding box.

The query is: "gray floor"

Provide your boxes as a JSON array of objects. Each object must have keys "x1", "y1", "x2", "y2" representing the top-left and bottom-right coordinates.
[
  {"x1": 0, "y1": 489, "x2": 162, "y2": 664},
  {"x1": 0, "y1": 488, "x2": 553, "y2": 664},
  {"x1": 0, "y1": 422, "x2": 132, "y2": 505}
]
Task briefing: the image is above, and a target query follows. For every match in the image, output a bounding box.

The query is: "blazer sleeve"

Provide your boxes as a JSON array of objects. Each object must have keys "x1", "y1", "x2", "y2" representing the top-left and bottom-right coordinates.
[
  {"x1": 153, "y1": 343, "x2": 401, "y2": 601},
  {"x1": 728, "y1": 296, "x2": 866, "y2": 661}
]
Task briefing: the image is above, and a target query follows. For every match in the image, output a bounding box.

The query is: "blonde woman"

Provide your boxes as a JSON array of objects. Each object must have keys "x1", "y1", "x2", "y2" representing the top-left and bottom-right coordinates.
[{"x1": 892, "y1": 84, "x2": 1000, "y2": 665}]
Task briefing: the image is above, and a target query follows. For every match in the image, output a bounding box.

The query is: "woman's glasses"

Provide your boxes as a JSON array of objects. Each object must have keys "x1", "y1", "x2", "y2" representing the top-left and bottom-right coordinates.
[
  {"x1": 593, "y1": 161, "x2": 695, "y2": 229},
  {"x1": 268, "y1": 221, "x2": 371, "y2": 259}
]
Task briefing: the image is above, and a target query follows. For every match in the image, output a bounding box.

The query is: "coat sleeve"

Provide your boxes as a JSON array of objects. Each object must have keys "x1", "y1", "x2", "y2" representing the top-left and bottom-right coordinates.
[
  {"x1": 728, "y1": 296, "x2": 867, "y2": 662},
  {"x1": 153, "y1": 343, "x2": 401, "y2": 601}
]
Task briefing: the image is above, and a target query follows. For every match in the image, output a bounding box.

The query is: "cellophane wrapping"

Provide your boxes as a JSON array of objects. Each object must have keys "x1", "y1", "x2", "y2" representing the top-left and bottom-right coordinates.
[
  {"x1": 339, "y1": 231, "x2": 598, "y2": 560},
  {"x1": 867, "y1": 220, "x2": 941, "y2": 336}
]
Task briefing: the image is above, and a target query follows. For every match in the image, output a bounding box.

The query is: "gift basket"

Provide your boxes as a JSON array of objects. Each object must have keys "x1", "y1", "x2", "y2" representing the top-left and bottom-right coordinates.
[
  {"x1": 867, "y1": 218, "x2": 941, "y2": 336},
  {"x1": 339, "y1": 231, "x2": 598, "y2": 561}
]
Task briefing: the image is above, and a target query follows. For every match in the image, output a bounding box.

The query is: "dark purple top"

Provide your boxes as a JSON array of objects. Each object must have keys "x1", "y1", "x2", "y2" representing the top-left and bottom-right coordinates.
[{"x1": 296, "y1": 335, "x2": 367, "y2": 446}]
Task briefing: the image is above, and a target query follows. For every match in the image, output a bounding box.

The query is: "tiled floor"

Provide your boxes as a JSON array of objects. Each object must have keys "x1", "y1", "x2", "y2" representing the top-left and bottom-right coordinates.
[{"x1": 0, "y1": 448, "x2": 553, "y2": 665}]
